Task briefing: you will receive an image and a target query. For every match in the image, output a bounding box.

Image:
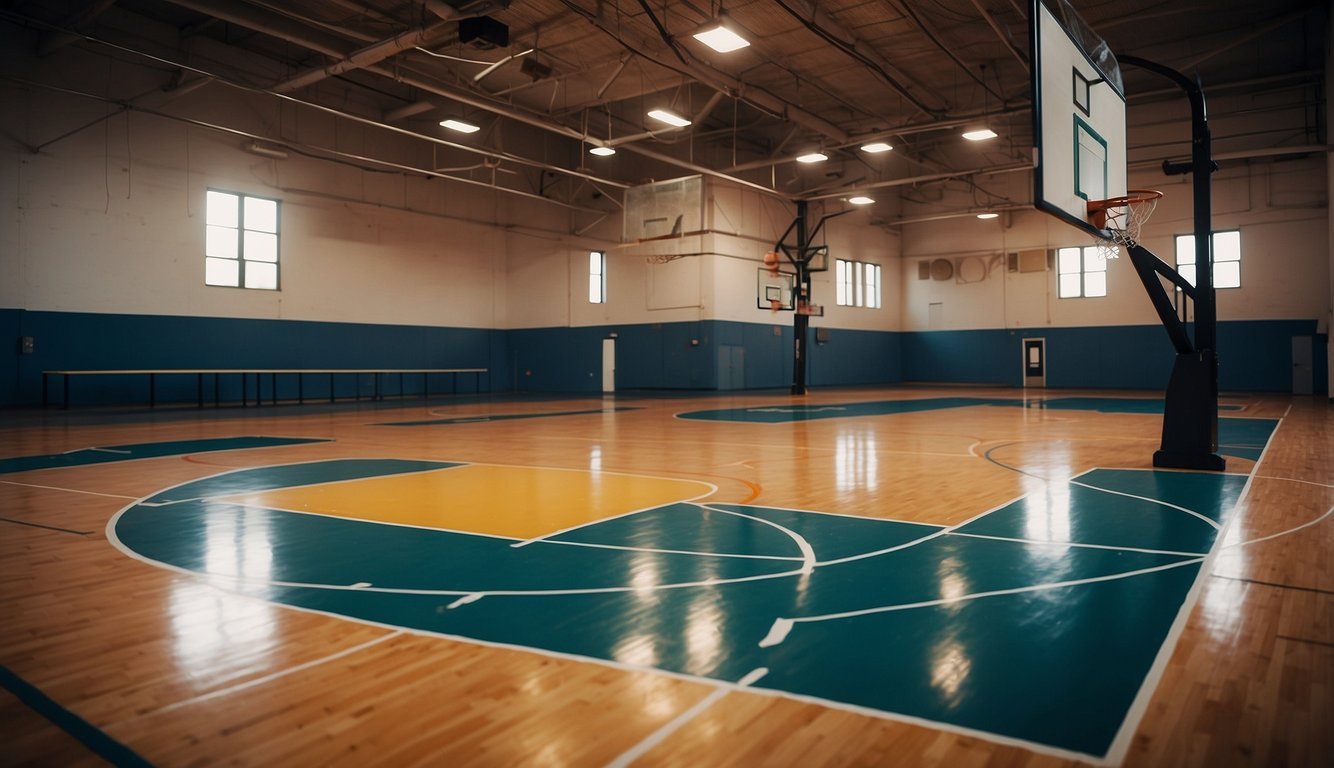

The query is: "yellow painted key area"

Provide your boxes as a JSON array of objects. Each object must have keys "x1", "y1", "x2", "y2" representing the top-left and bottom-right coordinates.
[{"x1": 226, "y1": 464, "x2": 714, "y2": 539}]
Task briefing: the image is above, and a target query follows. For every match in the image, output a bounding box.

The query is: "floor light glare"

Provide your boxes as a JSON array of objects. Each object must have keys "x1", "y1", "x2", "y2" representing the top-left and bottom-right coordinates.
[
  {"x1": 962, "y1": 128, "x2": 998, "y2": 141},
  {"x1": 860, "y1": 142, "x2": 893, "y2": 153},
  {"x1": 849, "y1": 196, "x2": 875, "y2": 205},
  {"x1": 647, "y1": 109, "x2": 691, "y2": 128},
  {"x1": 796, "y1": 152, "x2": 828, "y2": 164},
  {"x1": 589, "y1": 146, "x2": 616, "y2": 156},
  {"x1": 440, "y1": 118, "x2": 481, "y2": 134},
  {"x1": 976, "y1": 212, "x2": 1000, "y2": 219},
  {"x1": 692, "y1": 23, "x2": 750, "y2": 53}
]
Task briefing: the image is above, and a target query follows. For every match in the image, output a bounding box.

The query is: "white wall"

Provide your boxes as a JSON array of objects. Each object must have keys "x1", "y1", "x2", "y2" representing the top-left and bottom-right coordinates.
[{"x1": 900, "y1": 157, "x2": 1329, "y2": 332}]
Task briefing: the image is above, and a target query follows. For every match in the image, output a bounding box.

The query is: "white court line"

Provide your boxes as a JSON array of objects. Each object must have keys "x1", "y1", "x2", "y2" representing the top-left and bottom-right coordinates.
[
  {"x1": 0, "y1": 479, "x2": 138, "y2": 500},
  {"x1": 605, "y1": 667, "x2": 768, "y2": 768},
  {"x1": 758, "y1": 558, "x2": 1205, "y2": 648},
  {"x1": 1101, "y1": 407, "x2": 1285, "y2": 766},
  {"x1": 111, "y1": 631, "x2": 402, "y2": 724},
  {"x1": 949, "y1": 531, "x2": 1206, "y2": 558},
  {"x1": 1069, "y1": 478, "x2": 1221, "y2": 530},
  {"x1": 695, "y1": 503, "x2": 816, "y2": 574},
  {"x1": 1221, "y1": 504, "x2": 1334, "y2": 550}
]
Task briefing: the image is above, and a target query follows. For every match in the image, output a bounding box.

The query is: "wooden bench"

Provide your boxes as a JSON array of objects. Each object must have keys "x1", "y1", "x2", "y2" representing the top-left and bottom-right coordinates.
[{"x1": 42, "y1": 368, "x2": 488, "y2": 409}]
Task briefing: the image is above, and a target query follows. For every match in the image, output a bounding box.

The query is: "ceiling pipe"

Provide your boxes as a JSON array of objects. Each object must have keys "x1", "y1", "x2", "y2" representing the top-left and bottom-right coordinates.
[
  {"x1": 7, "y1": 73, "x2": 610, "y2": 214},
  {"x1": 273, "y1": 0, "x2": 514, "y2": 94},
  {"x1": 775, "y1": 0, "x2": 947, "y2": 115},
  {"x1": 561, "y1": 1, "x2": 851, "y2": 145},
  {"x1": 157, "y1": 0, "x2": 583, "y2": 142},
  {"x1": 605, "y1": 91, "x2": 724, "y2": 149},
  {"x1": 273, "y1": 22, "x2": 455, "y2": 93},
  {"x1": 799, "y1": 162, "x2": 1030, "y2": 201},
  {"x1": 155, "y1": 0, "x2": 838, "y2": 191},
  {"x1": 966, "y1": 0, "x2": 1028, "y2": 72},
  {"x1": 37, "y1": 0, "x2": 117, "y2": 56}
]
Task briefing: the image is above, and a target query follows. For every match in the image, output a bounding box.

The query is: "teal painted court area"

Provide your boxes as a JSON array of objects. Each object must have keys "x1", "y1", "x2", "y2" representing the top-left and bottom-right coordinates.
[
  {"x1": 677, "y1": 396, "x2": 1274, "y2": 462},
  {"x1": 0, "y1": 436, "x2": 331, "y2": 475},
  {"x1": 676, "y1": 395, "x2": 1245, "y2": 422},
  {"x1": 112, "y1": 457, "x2": 1256, "y2": 759}
]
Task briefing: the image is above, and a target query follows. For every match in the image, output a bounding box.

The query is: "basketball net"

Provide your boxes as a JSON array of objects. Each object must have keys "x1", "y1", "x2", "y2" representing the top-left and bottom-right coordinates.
[{"x1": 1088, "y1": 190, "x2": 1162, "y2": 251}]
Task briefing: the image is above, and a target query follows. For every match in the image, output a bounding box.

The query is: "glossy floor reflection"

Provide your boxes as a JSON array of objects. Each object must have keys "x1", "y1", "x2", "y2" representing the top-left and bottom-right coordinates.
[{"x1": 112, "y1": 458, "x2": 1253, "y2": 759}]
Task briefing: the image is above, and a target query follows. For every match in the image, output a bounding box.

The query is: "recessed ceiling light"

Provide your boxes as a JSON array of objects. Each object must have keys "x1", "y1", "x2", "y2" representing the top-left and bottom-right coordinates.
[
  {"x1": 589, "y1": 146, "x2": 616, "y2": 156},
  {"x1": 796, "y1": 152, "x2": 828, "y2": 164},
  {"x1": 849, "y1": 196, "x2": 875, "y2": 205},
  {"x1": 860, "y1": 142, "x2": 893, "y2": 153},
  {"x1": 647, "y1": 109, "x2": 691, "y2": 128},
  {"x1": 976, "y1": 212, "x2": 1000, "y2": 219},
  {"x1": 692, "y1": 24, "x2": 750, "y2": 53},
  {"x1": 440, "y1": 118, "x2": 480, "y2": 134},
  {"x1": 962, "y1": 128, "x2": 998, "y2": 141}
]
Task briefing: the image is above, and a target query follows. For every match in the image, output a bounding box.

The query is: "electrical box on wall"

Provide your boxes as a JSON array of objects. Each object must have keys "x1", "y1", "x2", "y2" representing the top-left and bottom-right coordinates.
[{"x1": 19, "y1": 336, "x2": 33, "y2": 354}]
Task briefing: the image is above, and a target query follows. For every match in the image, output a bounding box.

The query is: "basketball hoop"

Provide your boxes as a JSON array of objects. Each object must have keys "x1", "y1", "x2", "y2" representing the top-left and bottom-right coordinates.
[
  {"x1": 1087, "y1": 189, "x2": 1163, "y2": 248},
  {"x1": 769, "y1": 298, "x2": 782, "y2": 313}
]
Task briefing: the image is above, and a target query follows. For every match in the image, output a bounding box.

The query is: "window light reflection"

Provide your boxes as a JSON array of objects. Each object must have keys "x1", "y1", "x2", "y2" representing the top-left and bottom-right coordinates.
[{"x1": 835, "y1": 430, "x2": 878, "y2": 493}]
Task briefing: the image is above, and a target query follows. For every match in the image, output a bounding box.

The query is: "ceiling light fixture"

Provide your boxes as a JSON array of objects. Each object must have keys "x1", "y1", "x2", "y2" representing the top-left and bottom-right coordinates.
[
  {"x1": 860, "y1": 142, "x2": 893, "y2": 153},
  {"x1": 647, "y1": 109, "x2": 691, "y2": 128},
  {"x1": 849, "y1": 196, "x2": 875, "y2": 205},
  {"x1": 440, "y1": 118, "x2": 481, "y2": 134},
  {"x1": 976, "y1": 212, "x2": 1000, "y2": 219},
  {"x1": 795, "y1": 152, "x2": 828, "y2": 164},
  {"x1": 692, "y1": 23, "x2": 749, "y2": 53},
  {"x1": 589, "y1": 146, "x2": 616, "y2": 156},
  {"x1": 962, "y1": 128, "x2": 998, "y2": 141}
]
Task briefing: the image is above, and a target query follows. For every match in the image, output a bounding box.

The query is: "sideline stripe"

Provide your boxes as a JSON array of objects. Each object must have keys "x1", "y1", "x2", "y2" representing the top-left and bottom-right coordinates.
[
  {"x1": 0, "y1": 665, "x2": 153, "y2": 767},
  {"x1": 606, "y1": 667, "x2": 768, "y2": 768},
  {"x1": 124, "y1": 632, "x2": 402, "y2": 722},
  {"x1": 0, "y1": 436, "x2": 331, "y2": 475}
]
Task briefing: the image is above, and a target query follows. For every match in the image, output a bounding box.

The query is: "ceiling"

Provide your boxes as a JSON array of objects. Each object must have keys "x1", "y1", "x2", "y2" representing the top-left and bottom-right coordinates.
[{"x1": 4, "y1": 0, "x2": 1327, "y2": 218}]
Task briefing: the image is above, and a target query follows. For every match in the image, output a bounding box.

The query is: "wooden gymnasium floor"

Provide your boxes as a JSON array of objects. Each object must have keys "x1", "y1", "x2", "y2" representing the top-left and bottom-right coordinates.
[{"x1": 1, "y1": 387, "x2": 1329, "y2": 767}]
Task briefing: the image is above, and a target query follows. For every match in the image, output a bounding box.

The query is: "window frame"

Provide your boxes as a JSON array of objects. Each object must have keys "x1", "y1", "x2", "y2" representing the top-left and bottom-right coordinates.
[
  {"x1": 205, "y1": 189, "x2": 281, "y2": 291},
  {"x1": 1056, "y1": 244, "x2": 1111, "y2": 299},
  {"x1": 588, "y1": 250, "x2": 607, "y2": 304},
  {"x1": 1174, "y1": 229, "x2": 1241, "y2": 290},
  {"x1": 835, "y1": 258, "x2": 882, "y2": 308}
]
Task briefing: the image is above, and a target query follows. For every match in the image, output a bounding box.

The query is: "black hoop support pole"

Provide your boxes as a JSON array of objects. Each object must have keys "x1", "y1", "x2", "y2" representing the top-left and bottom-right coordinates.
[{"x1": 1118, "y1": 55, "x2": 1223, "y2": 471}]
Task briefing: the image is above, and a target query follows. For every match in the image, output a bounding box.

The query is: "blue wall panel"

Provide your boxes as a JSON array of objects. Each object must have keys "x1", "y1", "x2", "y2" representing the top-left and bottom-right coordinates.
[
  {"x1": 2, "y1": 310, "x2": 1320, "y2": 406},
  {"x1": 809, "y1": 326, "x2": 902, "y2": 386},
  {"x1": 3, "y1": 310, "x2": 500, "y2": 406},
  {"x1": 1217, "y1": 320, "x2": 1326, "y2": 393},
  {"x1": 901, "y1": 321, "x2": 1326, "y2": 394}
]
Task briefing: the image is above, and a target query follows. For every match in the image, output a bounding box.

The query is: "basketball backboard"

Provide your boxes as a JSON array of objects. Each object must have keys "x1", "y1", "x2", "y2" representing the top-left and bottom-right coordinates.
[
  {"x1": 1031, "y1": 0, "x2": 1127, "y2": 239},
  {"x1": 756, "y1": 267, "x2": 796, "y2": 311}
]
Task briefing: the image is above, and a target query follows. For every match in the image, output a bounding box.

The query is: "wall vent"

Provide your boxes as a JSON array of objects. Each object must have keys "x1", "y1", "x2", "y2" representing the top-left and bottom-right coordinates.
[{"x1": 1007, "y1": 249, "x2": 1049, "y2": 273}]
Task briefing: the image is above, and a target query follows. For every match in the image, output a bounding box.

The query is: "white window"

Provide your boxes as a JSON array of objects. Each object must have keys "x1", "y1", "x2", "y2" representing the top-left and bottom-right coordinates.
[
  {"x1": 588, "y1": 251, "x2": 606, "y2": 303},
  {"x1": 1175, "y1": 230, "x2": 1240, "y2": 290},
  {"x1": 835, "y1": 258, "x2": 881, "y2": 308},
  {"x1": 1056, "y1": 245, "x2": 1111, "y2": 298},
  {"x1": 205, "y1": 190, "x2": 279, "y2": 290}
]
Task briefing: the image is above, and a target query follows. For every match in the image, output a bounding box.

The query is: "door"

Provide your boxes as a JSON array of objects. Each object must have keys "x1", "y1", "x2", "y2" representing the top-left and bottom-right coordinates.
[
  {"x1": 1023, "y1": 338, "x2": 1046, "y2": 388},
  {"x1": 602, "y1": 337, "x2": 615, "y2": 393},
  {"x1": 1292, "y1": 336, "x2": 1313, "y2": 395},
  {"x1": 717, "y1": 345, "x2": 745, "y2": 390}
]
